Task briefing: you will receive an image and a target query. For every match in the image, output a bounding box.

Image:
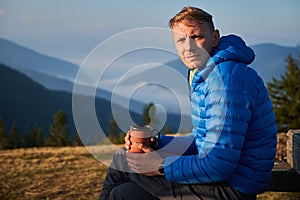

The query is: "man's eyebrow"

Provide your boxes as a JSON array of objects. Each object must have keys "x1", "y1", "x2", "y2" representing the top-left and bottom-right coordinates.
[{"x1": 190, "y1": 34, "x2": 202, "y2": 39}]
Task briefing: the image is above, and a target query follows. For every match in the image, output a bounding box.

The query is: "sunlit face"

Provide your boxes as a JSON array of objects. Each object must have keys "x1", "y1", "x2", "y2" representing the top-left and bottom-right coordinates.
[{"x1": 172, "y1": 20, "x2": 219, "y2": 70}]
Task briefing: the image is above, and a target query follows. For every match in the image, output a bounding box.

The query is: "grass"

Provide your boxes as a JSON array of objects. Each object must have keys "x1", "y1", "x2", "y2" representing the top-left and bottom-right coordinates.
[
  {"x1": 257, "y1": 192, "x2": 300, "y2": 200},
  {"x1": 0, "y1": 145, "x2": 299, "y2": 199},
  {"x1": 0, "y1": 146, "x2": 110, "y2": 200}
]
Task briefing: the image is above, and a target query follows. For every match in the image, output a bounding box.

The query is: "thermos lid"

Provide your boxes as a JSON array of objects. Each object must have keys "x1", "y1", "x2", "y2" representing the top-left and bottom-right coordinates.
[{"x1": 130, "y1": 124, "x2": 153, "y2": 131}]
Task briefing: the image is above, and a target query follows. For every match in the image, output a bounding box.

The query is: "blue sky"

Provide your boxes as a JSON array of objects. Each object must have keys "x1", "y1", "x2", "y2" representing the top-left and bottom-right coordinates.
[{"x1": 0, "y1": 0, "x2": 299, "y2": 65}]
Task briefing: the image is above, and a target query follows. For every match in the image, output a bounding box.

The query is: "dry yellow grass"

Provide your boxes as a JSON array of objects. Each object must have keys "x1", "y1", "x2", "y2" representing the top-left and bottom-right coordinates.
[
  {"x1": 0, "y1": 146, "x2": 111, "y2": 200},
  {"x1": 1, "y1": 143, "x2": 299, "y2": 200}
]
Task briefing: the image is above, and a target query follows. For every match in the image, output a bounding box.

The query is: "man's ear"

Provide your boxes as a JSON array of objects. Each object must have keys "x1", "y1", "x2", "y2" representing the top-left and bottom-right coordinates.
[{"x1": 213, "y1": 29, "x2": 220, "y2": 47}]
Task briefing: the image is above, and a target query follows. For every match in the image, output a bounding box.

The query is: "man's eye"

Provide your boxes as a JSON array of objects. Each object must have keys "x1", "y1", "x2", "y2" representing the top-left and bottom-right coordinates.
[{"x1": 177, "y1": 38, "x2": 185, "y2": 43}]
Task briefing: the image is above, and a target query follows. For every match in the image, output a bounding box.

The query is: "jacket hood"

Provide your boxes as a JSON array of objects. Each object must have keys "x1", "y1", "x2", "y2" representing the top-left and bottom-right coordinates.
[
  {"x1": 211, "y1": 34, "x2": 255, "y2": 65},
  {"x1": 190, "y1": 34, "x2": 255, "y2": 85}
]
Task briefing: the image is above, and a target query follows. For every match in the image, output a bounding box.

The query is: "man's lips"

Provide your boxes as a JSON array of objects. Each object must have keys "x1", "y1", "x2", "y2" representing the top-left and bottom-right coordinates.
[{"x1": 185, "y1": 55, "x2": 199, "y2": 62}]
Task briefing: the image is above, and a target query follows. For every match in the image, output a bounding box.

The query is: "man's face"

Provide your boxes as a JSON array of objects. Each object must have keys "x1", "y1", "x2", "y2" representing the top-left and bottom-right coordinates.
[{"x1": 172, "y1": 20, "x2": 219, "y2": 70}]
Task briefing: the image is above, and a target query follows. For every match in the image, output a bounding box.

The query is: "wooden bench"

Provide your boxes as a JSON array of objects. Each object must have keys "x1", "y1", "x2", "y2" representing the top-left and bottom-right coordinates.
[
  {"x1": 269, "y1": 162, "x2": 300, "y2": 192},
  {"x1": 268, "y1": 130, "x2": 300, "y2": 192}
]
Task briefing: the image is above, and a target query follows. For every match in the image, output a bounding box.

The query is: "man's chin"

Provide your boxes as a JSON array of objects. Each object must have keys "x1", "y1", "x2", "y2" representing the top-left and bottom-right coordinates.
[
  {"x1": 184, "y1": 65, "x2": 196, "y2": 70},
  {"x1": 182, "y1": 60, "x2": 202, "y2": 69},
  {"x1": 187, "y1": 63, "x2": 201, "y2": 70}
]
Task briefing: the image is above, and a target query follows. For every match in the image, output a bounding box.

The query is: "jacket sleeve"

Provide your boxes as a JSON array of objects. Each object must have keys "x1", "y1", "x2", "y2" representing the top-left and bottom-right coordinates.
[{"x1": 164, "y1": 63, "x2": 252, "y2": 183}]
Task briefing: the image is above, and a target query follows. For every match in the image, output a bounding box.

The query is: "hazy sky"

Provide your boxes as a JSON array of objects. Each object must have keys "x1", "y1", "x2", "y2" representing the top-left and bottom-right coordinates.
[{"x1": 0, "y1": 0, "x2": 299, "y2": 65}]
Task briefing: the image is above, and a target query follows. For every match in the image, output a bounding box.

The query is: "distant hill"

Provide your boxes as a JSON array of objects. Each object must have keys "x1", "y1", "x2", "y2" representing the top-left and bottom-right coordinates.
[
  {"x1": 163, "y1": 44, "x2": 299, "y2": 83},
  {"x1": 0, "y1": 63, "x2": 75, "y2": 138},
  {"x1": 1, "y1": 37, "x2": 298, "y2": 106},
  {"x1": 2, "y1": 38, "x2": 297, "y2": 137},
  {"x1": 0, "y1": 63, "x2": 143, "y2": 139},
  {"x1": 1, "y1": 37, "x2": 299, "y2": 93},
  {"x1": 0, "y1": 37, "x2": 149, "y2": 114},
  {"x1": 0, "y1": 63, "x2": 191, "y2": 139},
  {"x1": 250, "y1": 43, "x2": 299, "y2": 82},
  {"x1": 0, "y1": 38, "x2": 82, "y2": 82}
]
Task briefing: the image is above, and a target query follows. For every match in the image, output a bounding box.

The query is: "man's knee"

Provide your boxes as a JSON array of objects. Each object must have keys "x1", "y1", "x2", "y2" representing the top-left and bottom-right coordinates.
[
  {"x1": 108, "y1": 184, "x2": 124, "y2": 200},
  {"x1": 109, "y1": 182, "x2": 136, "y2": 200},
  {"x1": 109, "y1": 182, "x2": 158, "y2": 200}
]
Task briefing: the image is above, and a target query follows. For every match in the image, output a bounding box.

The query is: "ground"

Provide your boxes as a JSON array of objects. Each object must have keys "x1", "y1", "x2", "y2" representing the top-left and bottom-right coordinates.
[
  {"x1": 0, "y1": 134, "x2": 300, "y2": 200},
  {"x1": 0, "y1": 146, "x2": 109, "y2": 200}
]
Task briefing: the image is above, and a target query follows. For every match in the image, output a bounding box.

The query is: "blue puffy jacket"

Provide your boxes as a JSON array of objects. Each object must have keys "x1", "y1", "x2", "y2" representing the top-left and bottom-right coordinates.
[{"x1": 161, "y1": 35, "x2": 277, "y2": 194}]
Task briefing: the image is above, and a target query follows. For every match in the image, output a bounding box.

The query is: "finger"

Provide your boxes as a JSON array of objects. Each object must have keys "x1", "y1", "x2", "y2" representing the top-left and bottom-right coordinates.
[
  {"x1": 127, "y1": 158, "x2": 150, "y2": 174},
  {"x1": 124, "y1": 140, "x2": 130, "y2": 150},
  {"x1": 125, "y1": 143, "x2": 130, "y2": 151},
  {"x1": 125, "y1": 131, "x2": 131, "y2": 141},
  {"x1": 126, "y1": 152, "x2": 140, "y2": 169},
  {"x1": 142, "y1": 171, "x2": 160, "y2": 176},
  {"x1": 126, "y1": 139, "x2": 132, "y2": 147},
  {"x1": 126, "y1": 152, "x2": 161, "y2": 174},
  {"x1": 124, "y1": 131, "x2": 132, "y2": 150},
  {"x1": 137, "y1": 143, "x2": 153, "y2": 153}
]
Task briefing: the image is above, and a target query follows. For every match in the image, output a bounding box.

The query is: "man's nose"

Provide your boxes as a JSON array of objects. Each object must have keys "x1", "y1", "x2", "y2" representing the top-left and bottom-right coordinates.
[{"x1": 185, "y1": 37, "x2": 196, "y2": 51}]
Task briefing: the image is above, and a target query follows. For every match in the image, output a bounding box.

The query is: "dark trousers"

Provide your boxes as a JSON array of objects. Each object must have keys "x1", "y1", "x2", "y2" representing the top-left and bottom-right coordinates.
[{"x1": 99, "y1": 149, "x2": 256, "y2": 200}]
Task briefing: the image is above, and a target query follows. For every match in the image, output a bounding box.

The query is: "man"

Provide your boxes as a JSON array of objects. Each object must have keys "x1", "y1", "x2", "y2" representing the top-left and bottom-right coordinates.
[{"x1": 99, "y1": 6, "x2": 277, "y2": 200}]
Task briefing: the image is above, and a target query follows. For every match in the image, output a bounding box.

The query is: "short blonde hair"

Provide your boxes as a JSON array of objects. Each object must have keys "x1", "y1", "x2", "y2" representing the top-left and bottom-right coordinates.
[{"x1": 169, "y1": 7, "x2": 215, "y2": 33}]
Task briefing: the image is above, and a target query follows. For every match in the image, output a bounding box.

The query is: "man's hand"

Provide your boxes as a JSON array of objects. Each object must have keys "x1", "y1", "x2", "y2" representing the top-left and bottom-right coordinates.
[
  {"x1": 126, "y1": 142, "x2": 164, "y2": 176},
  {"x1": 124, "y1": 131, "x2": 159, "y2": 151}
]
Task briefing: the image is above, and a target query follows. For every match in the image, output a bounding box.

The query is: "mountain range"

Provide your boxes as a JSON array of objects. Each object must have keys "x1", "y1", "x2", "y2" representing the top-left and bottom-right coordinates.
[
  {"x1": 1, "y1": 37, "x2": 298, "y2": 89},
  {"x1": 0, "y1": 37, "x2": 299, "y2": 139},
  {"x1": 0, "y1": 63, "x2": 143, "y2": 139},
  {"x1": 250, "y1": 43, "x2": 299, "y2": 82}
]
